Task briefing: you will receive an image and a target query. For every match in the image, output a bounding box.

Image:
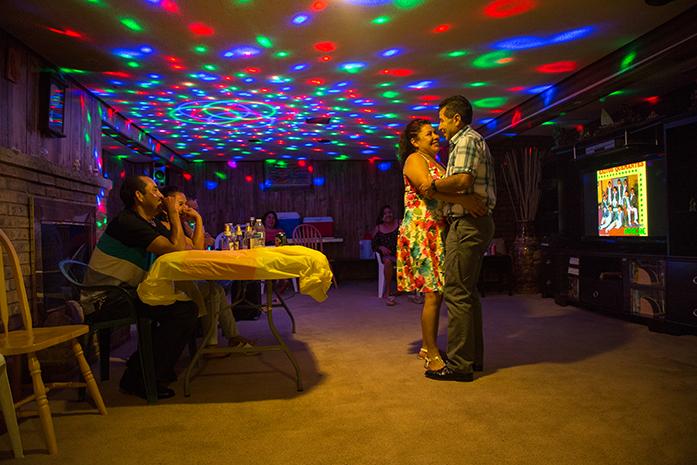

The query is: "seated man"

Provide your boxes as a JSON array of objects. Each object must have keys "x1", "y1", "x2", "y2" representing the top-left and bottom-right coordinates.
[{"x1": 82, "y1": 176, "x2": 198, "y2": 400}]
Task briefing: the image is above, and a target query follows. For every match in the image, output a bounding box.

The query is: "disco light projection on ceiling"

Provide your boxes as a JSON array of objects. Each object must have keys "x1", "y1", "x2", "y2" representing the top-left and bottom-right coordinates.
[{"x1": 14, "y1": 0, "x2": 646, "y2": 162}]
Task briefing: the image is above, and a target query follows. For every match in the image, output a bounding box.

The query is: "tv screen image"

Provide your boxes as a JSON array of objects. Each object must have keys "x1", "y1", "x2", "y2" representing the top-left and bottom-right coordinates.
[{"x1": 596, "y1": 161, "x2": 647, "y2": 237}]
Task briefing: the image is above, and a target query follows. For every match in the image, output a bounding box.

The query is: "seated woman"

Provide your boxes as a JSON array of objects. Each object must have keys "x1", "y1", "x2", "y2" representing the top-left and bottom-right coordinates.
[
  {"x1": 373, "y1": 205, "x2": 400, "y2": 305},
  {"x1": 261, "y1": 210, "x2": 285, "y2": 245},
  {"x1": 159, "y1": 186, "x2": 254, "y2": 351}
]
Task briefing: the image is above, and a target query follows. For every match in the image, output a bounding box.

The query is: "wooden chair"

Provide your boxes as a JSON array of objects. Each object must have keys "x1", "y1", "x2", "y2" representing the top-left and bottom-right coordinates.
[
  {"x1": 292, "y1": 224, "x2": 338, "y2": 288},
  {"x1": 58, "y1": 259, "x2": 159, "y2": 404},
  {"x1": 0, "y1": 354, "x2": 23, "y2": 458},
  {"x1": 0, "y1": 228, "x2": 106, "y2": 455}
]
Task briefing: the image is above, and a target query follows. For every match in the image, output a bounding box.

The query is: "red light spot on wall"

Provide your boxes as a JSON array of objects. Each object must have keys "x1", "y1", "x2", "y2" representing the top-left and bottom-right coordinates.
[
  {"x1": 483, "y1": 0, "x2": 536, "y2": 19},
  {"x1": 298, "y1": 160, "x2": 307, "y2": 167},
  {"x1": 319, "y1": 55, "x2": 332, "y2": 62},
  {"x1": 245, "y1": 175, "x2": 253, "y2": 183},
  {"x1": 183, "y1": 172, "x2": 192, "y2": 181},
  {"x1": 507, "y1": 86, "x2": 526, "y2": 92},
  {"x1": 245, "y1": 67, "x2": 260, "y2": 73},
  {"x1": 314, "y1": 41, "x2": 336, "y2": 52},
  {"x1": 307, "y1": 165, "x2": 314, "y2": 173},
  {"x1": 307, "y1": 78, "x2": 325, "y2": 85},
  {"x1": 189, "y1": 22, "x2": 215, "y2": 36},
  {"x1": 47, "y1": 27, "x2": 84, "y2": 39},
  {"x1": 103, "y1": 71, "x2": 132, "y2": 78},
  {"x1": 432, "y1": 24, "x2": 451, "y2": 33},
  {"x1": 536, "y1": 61, "x2": 577, "y2": 73},
  {"x1": 311, "y1": 1, "x2": 327, "y2": 11},
  {"x1": 511, "y1": 109, "x2": 522, "y2": 127},
  {"x1": 161, "y1": 0, "x2": 180, "y2": 13},
  {"x1": 380, "y1": 68, "x2": 413, "y2": 77},
  {"x1": 643, "y1": 96, "x2": 659, "y2": 105}
]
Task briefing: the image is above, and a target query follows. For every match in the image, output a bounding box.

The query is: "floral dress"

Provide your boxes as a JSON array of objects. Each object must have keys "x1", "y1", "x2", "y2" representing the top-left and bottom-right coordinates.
[{"x1": 396, "y1": 154, "x2": 446, "y2": 294}]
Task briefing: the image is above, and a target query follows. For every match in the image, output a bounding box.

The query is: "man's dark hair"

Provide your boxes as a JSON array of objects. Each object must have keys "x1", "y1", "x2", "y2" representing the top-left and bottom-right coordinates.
[
  {"x1": 439, "y1": 95, "x2": 473, "y2": 126},
  {"x1": 120, "y1": 176, "x2": 148, "y2": 208},
  {"x1": 160, "y1": 185, "x2": 183, "y2": 198}
]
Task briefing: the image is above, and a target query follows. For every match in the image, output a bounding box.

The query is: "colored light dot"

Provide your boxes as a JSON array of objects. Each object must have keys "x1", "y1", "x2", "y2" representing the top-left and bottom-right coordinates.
[
  {"x1": 432, "y1": 24, "x2": 451, "y2": 33},
  {"x1": 292, "y1": 14, "x2": 310, "y2": 25},
  {"x1": 120, "y1": 18, "x2": 143, "y2": 32},
  {"x1": 468, "y1": 82, "x2": 488, "y2": 87},
  {"x1": 127, "y1": 61, "x2": 140, "y2": 68},
  {"x1": 193, "y1": 45, "x2": 208, "y2": 54},
  {"x1": 446, "y1": 50, "x2": 469, "y2": 58},
  {"x1": 256, "y1": 35, "x2": 273, "y2": 48},
  {"x1": 394, "y1": 0, "x2": 425, "y2": 9},
  {"x1": 620, "y1": 51, "x2": 636, "y2": 71},
  {"x1": 372, "y1": 16, "x2": 390, "y2": 25},
  {"x1": 203, "y1": 64, "x2": 217, "y2": 71},
  {"x1": 274, "y1": 51, "x2": 290, "y2": 58},
  {"x1": 472, "y1": 96, "x2": 507, "y2": 108},
  {"x1": 382, "y1": 91, "x2": 399, "y2": 98},
  {"x1": 472, "y1": 50, "x2": 512, "y2": 68},
  {"x1": 311, "y1": 1, "x2": 327, "y2": 11},
  {"x1": 189, "y1": 22, "x2": 215, "y2": 36},
  {"x1": 314, "y1": 41, "x2": 336, "y2": 52}
]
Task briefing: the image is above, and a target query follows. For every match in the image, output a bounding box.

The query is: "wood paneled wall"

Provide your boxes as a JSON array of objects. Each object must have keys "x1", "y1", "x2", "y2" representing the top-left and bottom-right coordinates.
[
  {"x1": 181, "y1": 160, "x2": 405, "y2": 259},
  {"x1": 0, "y1": 31, "x2": 102, "y2": 175}
]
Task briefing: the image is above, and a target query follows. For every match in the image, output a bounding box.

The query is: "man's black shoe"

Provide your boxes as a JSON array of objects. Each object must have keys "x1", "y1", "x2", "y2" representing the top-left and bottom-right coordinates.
[
  {"x1": 425, "y1": 366, "x2": 474, "y2": 382},
  {"x1": 120, "y1": 377, "x2": 176, "y2": 400}
]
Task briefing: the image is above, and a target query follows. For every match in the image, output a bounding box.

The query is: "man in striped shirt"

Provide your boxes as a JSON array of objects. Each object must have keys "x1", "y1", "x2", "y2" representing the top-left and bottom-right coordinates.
[
  {"x1": 83, "y1": 175, "x2": 197, "y2": 399},
  {"x1": 423, "y1": 95, "x2": 496, "y2": 382}
]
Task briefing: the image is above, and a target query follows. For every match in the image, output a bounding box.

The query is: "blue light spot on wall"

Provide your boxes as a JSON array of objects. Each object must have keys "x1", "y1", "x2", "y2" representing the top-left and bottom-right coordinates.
[
  {"x1": 377, "y1": 161, "x2": 392, "y2": 171},
  {"x1": 407, "y1": 80, "x2": 433, "y2": 90},
  {"x1": 551, "y1": 26, "x2": 594, "y2": 43},
  {"x1": 313, "y1": 177, "x2": 326, "y2": 186},
  {"x1": 380, "y1": 48, "x2": 402, "y2": 57},
  {"x1": 292, "y1": 13, "x2": 310, "y2": 25},
  {"x1": 494, "y1": 36, "x2": 547, "y2": 50},
  {"x1": 527, "y1": 85, "x2": 552, "y2": 94},
  {"x1": 291, "y1": 63, "x2": 309, "y2": 72}
]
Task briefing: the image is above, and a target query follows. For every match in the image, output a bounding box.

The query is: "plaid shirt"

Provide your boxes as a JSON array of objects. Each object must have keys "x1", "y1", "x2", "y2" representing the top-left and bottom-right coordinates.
[{"x1": 444, "y1": 125, "x2": 497, "y2": 216}]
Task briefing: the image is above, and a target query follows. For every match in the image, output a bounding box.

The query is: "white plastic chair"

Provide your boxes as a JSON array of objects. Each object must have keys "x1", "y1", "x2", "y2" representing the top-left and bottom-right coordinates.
[
  {"x1": 0, "y1": 354, "x2": 24, "y2": 458},
  {"x1": 376, "y1": 252, "x2": 385, "y2": 298}
]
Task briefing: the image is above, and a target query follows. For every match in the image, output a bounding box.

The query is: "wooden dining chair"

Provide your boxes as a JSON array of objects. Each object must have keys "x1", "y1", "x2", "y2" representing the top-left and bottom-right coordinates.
[
  {"x1": 292, "y1": 224, "x2": 338, "y2": 288},
  {"x1": 0, "y1": 354, "x2": 22, "y2": 458},
  {"x1": 0, "y1": 228, "x2": 106, "y2": 455}
]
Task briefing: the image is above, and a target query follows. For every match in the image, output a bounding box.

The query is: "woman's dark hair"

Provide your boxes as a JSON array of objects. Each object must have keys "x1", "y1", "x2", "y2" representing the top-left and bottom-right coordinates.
[
  {"x1": 438, "y1": 95, "x2": 473, "y2": 126},
  {"x1": 262, "y1": 210, "x2": 279, "y2": 228},
  {"x1": 376, "y1": 205, "x2": 393, "y2": 225},
  {"x1": 397, "y1": 119, "x2": 431, "y2": 165},
  {"x1": 119, "y1": 175, "x2": 148, "y2": 208}
]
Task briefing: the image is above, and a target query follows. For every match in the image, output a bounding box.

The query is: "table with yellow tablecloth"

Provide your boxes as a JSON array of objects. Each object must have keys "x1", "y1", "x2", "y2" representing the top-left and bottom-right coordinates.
[{"x1": 137, "y1": 246, "x2": 333, "y2": 394}]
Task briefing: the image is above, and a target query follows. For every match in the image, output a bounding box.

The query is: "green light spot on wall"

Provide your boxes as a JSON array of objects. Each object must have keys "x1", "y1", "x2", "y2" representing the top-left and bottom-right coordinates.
[
  {"x1": 607, "y1": 90, "x2": 625, "y2": 97},
  {"x1": 120, "y1": 18, "x2": 143, "y2": 32},
  {"x1": 256, "y1": 36, "x2": 273, "y2": 48},
  {"x1": 192, "y1": 159, "x2": 204, "y2": 163},
  {"x1": 382, "y1": 91, "x2": 399, "y2": 98},
  {"x1": 127, "y1": 61, "x2": 140, "y2": 68},
  {"x1": 203, "y1": 64, "x2": 217, "y2": 71},
  {"x1": 372, "y1": 16, "x2": 390, "y2": 25},
  {"x1": 214, "y1": 171, "x2": 227, "y2": 180},
  {"x1": 274, "y1": 51, "x2": 290, "y2": 58},
  {"x1": 446, "y1": 50, "x2": 469, "y2": 58},
  {"x1": 84, "y1": 133, "x2": 91, "y2": 144},
  {"x1": 394, "y1": 0, "x2": 424, "y2": 9},
  {"x1": 467, "y1": 82, "x2": 488, "y2": 87},
  {"x1": 472, "y1": 96, "x2": 507, "y2": 108},
  {"x1": 265, "y1": 159, "x2": 277, "y2": 164},
  {"x1": 193, "y1": 45, "x2": 208, "y2": 54},
  {"x1": 472, "y1": 51, "x2": 512, "y2": 69},
  {"x1": 377, "y1": 82, "x2": 393, "y2": 88},
  {"x1": 541, "y1": 121, "x2": 556, "y2": 126},
  {"x1": 335, "y1": 155, "x2": 349, "y2": 160},
  {"x1": 60, "y1": 68, "x2": 87, "y2": 74},
  {"x1": 620, "y1": 51, "x2": 636, "y2": 71}
]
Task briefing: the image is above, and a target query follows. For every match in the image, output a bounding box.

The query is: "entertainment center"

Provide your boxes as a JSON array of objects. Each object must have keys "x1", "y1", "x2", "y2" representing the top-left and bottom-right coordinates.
[{"x1": 539, "y1": 112, "x2": 697, "y2": 334}]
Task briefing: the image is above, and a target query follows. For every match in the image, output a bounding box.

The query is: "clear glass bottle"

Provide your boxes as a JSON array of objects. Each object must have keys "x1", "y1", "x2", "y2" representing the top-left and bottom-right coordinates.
[{"x1": 254, "y1": 218, "x2": 265, "y2": 248}]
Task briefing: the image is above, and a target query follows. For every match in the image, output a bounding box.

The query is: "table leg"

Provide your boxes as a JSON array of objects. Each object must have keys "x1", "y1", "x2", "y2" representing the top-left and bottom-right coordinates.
[{"x1": 265, "y1": 280, "x2": 303, "y2": 391}]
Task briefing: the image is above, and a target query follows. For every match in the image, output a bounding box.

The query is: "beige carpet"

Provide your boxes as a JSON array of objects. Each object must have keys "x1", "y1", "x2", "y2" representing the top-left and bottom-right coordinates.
[{"x1": 2, "y1": 281, "x2": 696, "y2": 464}]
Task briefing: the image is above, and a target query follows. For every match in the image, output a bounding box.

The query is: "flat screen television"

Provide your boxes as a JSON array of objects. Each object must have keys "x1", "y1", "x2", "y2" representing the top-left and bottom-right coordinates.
[{"x1": 581, "y1": 155, "x2": 667, "y2": 245}]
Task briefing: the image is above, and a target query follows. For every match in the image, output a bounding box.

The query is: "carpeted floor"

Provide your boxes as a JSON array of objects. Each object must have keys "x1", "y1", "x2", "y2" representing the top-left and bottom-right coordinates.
[{"x1": 2, "y1": 281, "x2": 696, "y2": 464}]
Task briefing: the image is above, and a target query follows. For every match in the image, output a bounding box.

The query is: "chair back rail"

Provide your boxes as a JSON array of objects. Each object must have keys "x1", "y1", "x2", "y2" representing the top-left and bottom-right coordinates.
[
  {"x1": 0, "y1": 229, "x2": 33, "y2": 336},
  {"x1": 291, "y1": 224, "x2": 324, "y2": 252}
]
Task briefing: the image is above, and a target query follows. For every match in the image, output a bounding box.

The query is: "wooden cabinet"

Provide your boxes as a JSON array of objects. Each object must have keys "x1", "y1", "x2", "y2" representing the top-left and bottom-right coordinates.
[{"x1": 665, "y1": 259, "x2": 697, "y2": 328}]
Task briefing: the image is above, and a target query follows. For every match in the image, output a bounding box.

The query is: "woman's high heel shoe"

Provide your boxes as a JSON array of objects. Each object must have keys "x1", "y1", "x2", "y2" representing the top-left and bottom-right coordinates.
[
  {"x1": 424, "y1": 354, "x2": 445, "y2": 371},
  {"x1": 417, "y1": 348, "x2": 428, "y2": 360}
]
